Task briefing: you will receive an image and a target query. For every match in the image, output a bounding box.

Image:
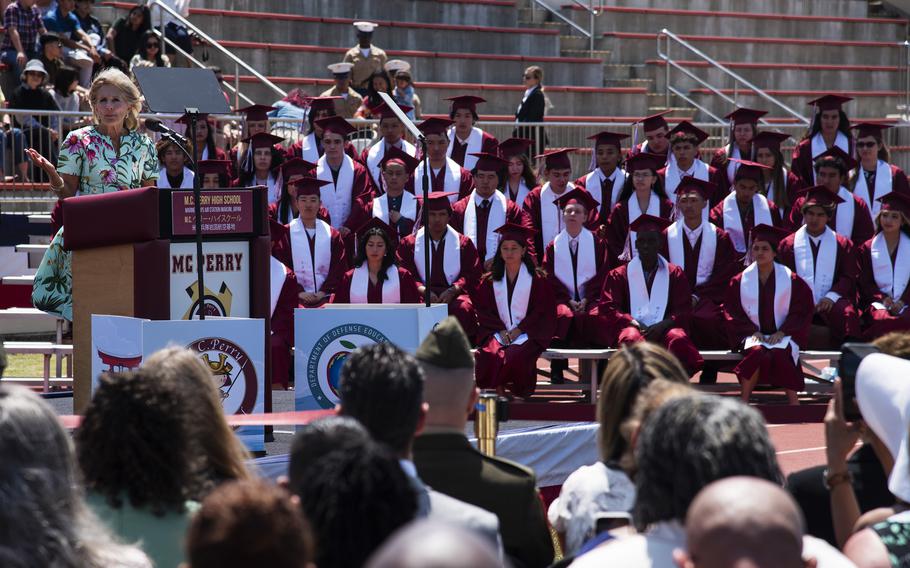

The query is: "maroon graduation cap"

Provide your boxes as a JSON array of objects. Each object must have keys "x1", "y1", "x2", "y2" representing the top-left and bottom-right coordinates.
[
  {"x1": 668, "y1": 121, "x2": 709, "y2": 146},
  {"x1": 587, "y1": 131, "x2": 629, "y2": 149},
  {"x1": 498, "y1": 138, "x2": 533, "y2": 159},
  {"x1": 292, "y1": 177, "x2": 332, "y2": 197},
  {"x1": 236, "y1": 104, "x2": 275, "y2": 122},
  {"x1": 554, "y1": 187, "x2": 599, "y2": 211},
  {"x1": 729, "y1": 158, "x2": 771, "y2": 183},
  {"x1": 675, "y1": 176, "x2": 717, "y2": 201},
  {"x1": 381, "y1": 145, "x2": 421, "y2": 174},
  {"x1": 470, "y1": 152, "x2": 508, "y2": 172},
  {"x1": 446, "y1": 95, "x2": 486, "y2": 114},
  {"x1": 314, "y1": 116, "x2": 356, "y2": 138},
  {"x1": 629, "y1": 214, "x2": 672, "y2": 233},
  {"x1": 808, "y1": 94, "x2": 853, "y2": 112},
  {"x1": 814, "y1": 146, "x2": 858, "y2": 172},
  {"x1": 494, "y1": 222, "x2": 536, "y2": 246},
  {"x1": 798, "y1": 185, "x2": 845, "y2": 208},
  {"x1": 749, "y1": 131, "x2": 791, "y2": 153},
  {"x1": 535, "y1": 148, "x2": 575, "y2": 170},
  {"x1": 878, "y1": 192, "x2": 910, "y2": 217},
  {"x1": 725, "y1": 107, "x2": 768, "y2": 126}
]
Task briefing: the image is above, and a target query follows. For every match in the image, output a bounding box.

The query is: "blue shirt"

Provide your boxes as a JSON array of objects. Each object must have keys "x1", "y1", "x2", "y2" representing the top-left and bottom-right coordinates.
[{"x1": 42, "y1": 6, "x2": 80, "y2": 38}]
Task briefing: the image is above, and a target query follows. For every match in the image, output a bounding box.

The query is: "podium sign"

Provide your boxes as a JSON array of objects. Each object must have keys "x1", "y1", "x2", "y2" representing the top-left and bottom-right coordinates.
[
  {"x1": 294, "y1": 305, "x2": 448, "y2": 411},
  {"x1": 91, "y1": 315, "x2": 266, "y2": 451},
  {"x1": 171, "y1": 190, "x2": 254, "y2": 236},
  {"x1": 169, "y1": 241, "x2": 251, "y2": 320}
]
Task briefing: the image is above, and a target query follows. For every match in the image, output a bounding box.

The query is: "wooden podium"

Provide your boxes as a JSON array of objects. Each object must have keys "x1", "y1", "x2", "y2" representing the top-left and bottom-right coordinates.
[{"x1": 64, "y1": 186, "x2": 271, "y2": 411}]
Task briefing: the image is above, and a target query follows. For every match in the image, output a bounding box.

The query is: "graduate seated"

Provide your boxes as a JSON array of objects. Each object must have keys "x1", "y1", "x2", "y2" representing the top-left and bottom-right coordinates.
[
  {"x1": 412, "y1": 117, "x2": 474, "y2": 201},
  {"x1": 452, "y1": 152, "x2": 531, "y2": 271},
  {"x1": 857, "y1": 192, "x2": 910, "y2": 339},
  {"x1": 270, "y1": 158, "x2": 319, "y2": 224},
  {"x1": 724, "y1": 224, "x2": 814, "y2": 405},
  {"x1": 499, "y1": 138, "x2": 537, "y2": 206},
  {"x1": 445, "y1": 95, "x2": 498, "y2": 170},
  {"x1": 312, "y1": 115, "x2": 374, "y2": 235},
  {"x1": 710, "y1": 107, "x2": 767, "y2": 195},
  {"x1": 751, "y1": 131, "x2": 801, "y2": 225},
  {"x1": 710, "y1": 159, "x2": 781, "y2": 259},
  {"x1": 197, "y1": 160, "x2": 233, "y2": 190},
  {"x1": 473, "y1": 223, "x2": 556, "y2": 399},
  {"x1": 659, "y1": 121, "x2": 720, "y2": 206},
  {"x1": 594, "y1": 215, "x2": 704, "y2": 377},
  {"x1": 234, "y1": 132, "x2": 285, "y2": 205},
  {"x1": 332, "y1": 218, "x2": 420, "y2": 304},
  {"x1": 573, "y1": 131, "x2": 629, "y2": 231},
  {"x1": 661, "y1": 177, "x2": 738, "y2": 350},
  {"x1": 849, "y1": 122, "x2": 910, "y2": 221},
  {"x1": 789, "y1": 147, "x2": 874, "y2": 246},
  {"x1": 397, "y1": 191, "x2": 482, "y2": 341},
  {"x1": 523, "y1": 148, "x2": 579, "y2": 257},
  {"x1": 606, "y1": 152, "x2": 674, "y2": 265},
  {"x1": 155, "y1": 137, "x2": 194, "y2": 189},
  {"x1": 229, "y1": 104, "x2": 277, "y2": 177},
  {"x1": 541, "y1": 188, "x2": 610, "y2": 383},
  {"x1": 360, "y1": 101, "x2": 417, "y2": 191},
  {"x1": 777, "y1": 186, "x2": 861, "y2": 348},
  {"x1": 629, "y1": 110, "x2": 672, "y2": 168},
  {"x1": 790, "y1": 94, "x2": 853, "y2": 185},
  {"x1": 288, "y1": 96, "x2": 360, "y2": 163}
]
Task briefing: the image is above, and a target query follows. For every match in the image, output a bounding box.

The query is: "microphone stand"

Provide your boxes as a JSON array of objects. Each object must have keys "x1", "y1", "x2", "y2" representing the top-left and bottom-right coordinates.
[
  {"x1": 185, "y1": 108, "x2": 206, "y2": 320},
  {"x1": 420, "y1": 134, "x2": 430, "y2": 309}
]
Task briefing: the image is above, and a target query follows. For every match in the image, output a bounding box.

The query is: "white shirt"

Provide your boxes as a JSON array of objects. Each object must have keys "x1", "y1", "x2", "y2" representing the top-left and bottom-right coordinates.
[
  {"x1": 360, "y1": 47, "x2": 371, "y2": 57},
  {"x1": 683, "y1": 224, "x2": 703, "y2": 248}
]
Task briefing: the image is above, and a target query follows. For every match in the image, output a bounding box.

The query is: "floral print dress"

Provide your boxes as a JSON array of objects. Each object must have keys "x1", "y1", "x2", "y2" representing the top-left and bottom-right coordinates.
[{"x1": 31, "y1": 126, "x2": 159, "y2": 321}]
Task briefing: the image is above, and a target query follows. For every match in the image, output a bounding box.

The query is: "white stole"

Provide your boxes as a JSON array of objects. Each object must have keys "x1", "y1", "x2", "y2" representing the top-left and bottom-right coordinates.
[
  {"x1": 871, "y1": 232, "x2": 910, "y2": 306},
  {"x1": 506, "y1": 179, "x2": 531, "y2": 207},
  {"x1": 810, "y1": 131, "x2": 850, "y2": 182},
  {"x1": 726, "y1": 146, "x2": 741, "y2": 184},
  {"x1": 298, "y1": 132, "x2": 321, "y2": 163},
  {"x1": 539, "y1": 182, "x2": 575, "y2": 250},
  {"x1": 414, "y1": 157, "x2": 462, "y2": 202},
  {"x1": 722, "y1": 192, "x2": 773, "y2": 252},
  {"x1": 740, "y1": 262, "x2": 798, "y2": 362},
  {"x1": 372, "y1": 191, "x2": 417, "y2": 224},
  {"x1": 766, "y1": 166, "x2": 789, "y2": 204},
  {"x1": 156, "y1": 167, "x2": 195, "y2": 189},
  {"x1": 627, "y1": 191, "x2": 661, "y2": 254},
  {"x1": 665, "y1": 158, "x2": 709, "y2": 196},
  {"x1": 349, "y1": 265, "x2": 401, "y2": 303},
  {"x1": 464, "y1": 190, "x2": 507, "y2": 262},
  {"x1": 554, "y1": 228, "x2": 597, "y2": 300},
  {"x1": 853, "y1": 160, "x2": 893, "y2": 220},
  {"x1": 793, "y1": 226, "x2": 837, "y2": 304},
  {"x1": 447, "y1": 126, "x2": 484, "y2": 170},
  {"x1": 269, "y1": 256, "x2": 287, "y2": 317},
  {"x1": 366, "y1": 138, "x2": 417, "y2": 188},
  {"x1": 666, "y1": 221, "x2": 717, "y2": 287},
  {"x1": 414, "y1": 226, "x2": 462, "y2": 286},
  {"x1": 834, "y1": 186, "x2": 856, "y2": 238},
  {"x1": 316, "y1": 155, "x2": 356, "y2": 229},
  {"x1": 289, "y1": 218, "x2": 333, "y2": 293},
  {"x1": 583, "y1": 168, "x2": 627, "y2": 211},
  {"x1": 492, "y1": 264, "x2": 533, "y2": 345},
  {"x1": 627, "y1": 256, "x2": 671, "y2": 327}
]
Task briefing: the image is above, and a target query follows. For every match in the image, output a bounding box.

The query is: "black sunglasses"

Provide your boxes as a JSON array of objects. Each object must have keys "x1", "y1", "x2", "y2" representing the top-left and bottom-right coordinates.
[
  {"x1": 856, "y1": 141, "x2": 878, "y2": 149},
  {"x1": 146, "y1": 42, "x2": 159, "y2": 48}
]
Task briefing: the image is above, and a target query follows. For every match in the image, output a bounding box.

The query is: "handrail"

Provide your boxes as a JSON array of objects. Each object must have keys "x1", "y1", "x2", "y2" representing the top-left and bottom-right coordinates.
[
  {"x1": 530, "y1": 0, "x2": 595, "y2": 53},
  {"x1": 666, "y1": 85, "x2": 726, "y2": 124},
  {"x1": 144, "y1": 0, "x2": 286, "y2": 106},
  {"x1": 657, "y1": 28, "x2": 810, "y2": 126}
]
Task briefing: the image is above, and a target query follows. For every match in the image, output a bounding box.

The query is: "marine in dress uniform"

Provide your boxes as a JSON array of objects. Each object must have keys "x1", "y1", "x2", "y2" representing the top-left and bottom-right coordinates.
[
  {"x1": 445, "y1": 95, "x2": 499, "y2": 171},
  {"x1": 709, "y1": 159, "x2": 782, "y2": 259},
  {"x1": 342, "y1": 21, "x2": 388, "y2": 92},
  {"x1": 332, "y1": 217, "x2": 421, "y2": 304},
  {"x1": 412, "y1": 117, "x2": 474, "y2": 202},
  {"x1": 541, "y1": 189, "x2": 610, "y2": 382},
  {"x1": 789, "y1": 147, "x2": 874, "y2": 245},
  {"x1": 451, "y1": 152, "x2": 532, "y2": 270},
  {"x1": 594, "y1": 215, "x2": 704, "y2": 376},
  {"x1": 790, "y1": 94, "x2": 854, "y2": 184},
  {"x1": 573, "y1": 131, "x2": 629, "y2": 231},
  {"x1": 319, "y1": 62, "x2": 364, "y2": 118},
  {"x1": 398, "y1": 191, "x2": 482, "y2": 341},
  {"x1": 710, "y1": 107, "x2": 768, "y2": 194},
  {"x1": 360, "y1": 101, "x2": 417, "y2": 191},
  {"x1": 776, "y1": 186, "x2": 861, "y2": 347},
  {"x1": 473, "y1": 223, "x2": 557, "y2": 398},
  {"x1": 857, "y1": 192, "x2": 910, "y2": 339},
  {"x1": 724, "y1": 224, "x2": 814, "y2": 404}
]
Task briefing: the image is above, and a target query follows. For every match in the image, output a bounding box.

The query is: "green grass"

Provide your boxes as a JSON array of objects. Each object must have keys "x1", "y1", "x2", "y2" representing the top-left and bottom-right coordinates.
[{"x1": 3, "y1": 354, "x2": 46, "y2": 378}]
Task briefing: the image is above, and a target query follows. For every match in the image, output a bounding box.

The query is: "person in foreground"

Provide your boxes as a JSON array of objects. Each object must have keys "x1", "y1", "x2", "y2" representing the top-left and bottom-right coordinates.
[
  {"x1": 30, "y1": 67, "x2": 158, "y2": 321},
  {"x1": 0, "y1": 385, "x2": 151, "y2": 568},
  {"x1": 412, "y1": 316, "x2": 554, "y2": 567},
  {"x1": 674, "y1": 477, "x2": 816, "y2": 568},
  {"x1": 366, "y1": 520, "x2": 504, "y2": 568}
]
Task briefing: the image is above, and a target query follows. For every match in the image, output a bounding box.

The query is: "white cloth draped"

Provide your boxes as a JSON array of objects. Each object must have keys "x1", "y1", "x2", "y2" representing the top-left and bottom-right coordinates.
[
  {"x1": 666, "y1": 221, "x2": 717, "y2": 287},
  {"x1": 627, "y1": 255, "x2": 670, "y2": 327}
]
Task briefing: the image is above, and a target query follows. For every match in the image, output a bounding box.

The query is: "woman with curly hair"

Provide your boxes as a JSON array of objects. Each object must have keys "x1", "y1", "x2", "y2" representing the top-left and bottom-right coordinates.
[
  {"x1": 0, "y1": 385, "x2": 151, "y2": 568},
  {"x1": 76, "y1": 370, "x2": 202, "y2": 568}
]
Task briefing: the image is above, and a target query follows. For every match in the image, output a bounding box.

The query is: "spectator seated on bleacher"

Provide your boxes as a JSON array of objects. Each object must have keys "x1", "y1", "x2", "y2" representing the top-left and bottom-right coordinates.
[
  {"x1": 128, "y1": 30, "x2": 169, "y2": 72},
  {"x1": 41, "y1": 0, "x2": 96, "y2": 87},
  {"x1": 73, "y1": 0, "x2": 117, "y2": 69},
  {"x1": 37, "y1": 32, "x2": 63, "y2": 85},
  {"x1": 10, "y1": 58, "x2": 59, "y2": 175},
  {"x1": 391, "y1": 66, "x2": 420, "y2": 120},
  {"x1": 1, "y1": 0, "x2": 45, "y2": 83},
  {"x1": 104, "y1": 3, "x2": 150, "y2": 65},
  {"x1": 50, "y1": 65, "x2": 88, "y2": 135}
]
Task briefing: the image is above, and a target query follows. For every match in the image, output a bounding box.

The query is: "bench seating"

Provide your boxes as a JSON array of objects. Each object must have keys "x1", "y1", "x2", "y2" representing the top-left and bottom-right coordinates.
[{"x1": 2, "y1": 341, "x2": 72, "y2": 393}]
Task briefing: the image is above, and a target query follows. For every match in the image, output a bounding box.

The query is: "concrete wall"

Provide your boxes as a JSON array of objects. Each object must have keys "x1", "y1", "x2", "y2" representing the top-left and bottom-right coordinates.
[
  {"x1": 651, "y1": 63, "x2": 900, "y2": 93},
  {"x1": 572, "y1": 0, "x2": 871, "y2": 17},
  {"x1": 689, "y1": 92, "x2": 904, "y2": 119}
]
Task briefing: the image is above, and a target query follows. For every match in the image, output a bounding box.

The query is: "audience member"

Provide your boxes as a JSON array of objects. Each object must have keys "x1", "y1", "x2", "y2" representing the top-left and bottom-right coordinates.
[
  {"x1": 674, "y1": 477, "x2": 814, "y2": 568},
  {"x1": 50, "y1": 65, "x2": 86, "y2": 134},
  {"x1": 269, "y1": 88, "x2": 309, "y2": 137},
  {"x1": 355, "y1": 69, "x2": 396, "y2": 119},
  {"x1": 9, "y1": 59, "x2": 59, "y2": 167},
  {"x1": 337, "y1": 342, "x2": 504, "y2": 547},
  {"x1": 343, "y1": 21, "x2": 387, "y2": 94},
  {"x1": 392, "y1": 67, "x2": 420, "y2": 119},
  {"x1": 550, "y1": 343, "x2": 690, "y2": 556},
  {"x1": 38, "y1": 32, "x2": 62, "y2": 83},
  {"x1": 288, "y1": 415, "x2": 418, "y2": 568},
  {"x1": 1, "y1": 0, "x2": 46, "y2": 81},
  {"x1": 185, "y1": 480, "x2": 313, "y2": 568},
  {"x1": 514, "y1": 65, "x2": 547, "y2": 156},
  {"x1": 0, "y1": 385, "x2": 151, "y2": 568},
  {"x1": 74, "y1": 0, "x2": 114, "y2": 66},
  {"x1": 128, "y1": 29, "x2": 169, "y2": 70},
  {"x1": 105, "y1": 3, "x2": 150, "y2": 63},
  {"x1": 41, "y1": 0, "x2": 95, "y2": 86},
  {"x1": 151, "y1": 0, "x2": 192, "y2": 61},
  {"x1": 75, "y1": 370, "x2": 201, "y2": 568},
  {"x1": 412, "y1": 316, "x2": 554, "y2": 567},
  {"x1": 366, "y1": 520, "x2": 504, "y2": 568}
]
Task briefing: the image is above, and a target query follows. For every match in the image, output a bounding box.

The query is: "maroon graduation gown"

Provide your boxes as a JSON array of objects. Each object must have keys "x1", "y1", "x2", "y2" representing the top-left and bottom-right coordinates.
[
  {"x1": 542, "y1": 233, "x2": 610, "y2": 347},
  {"x1": 605, "y1": 196, "x2": 675, "y2": 265},
  {"x1": 724, "y1": 268, "x2": 814, "y2": 390},
  {"x1": 448, "y1": 130, "x2": 499, "y2": 167},
  {"x1": 708, "y1": 198, "x2": 784, "y2": 255},
  {"x1": 592, "y1": 261, "x2": 704, "y2": 375},
  {"x1": 856, "y1": 237, "x2": 910, "y2": 339},
  {"x1": 397, "y1": 231, "x2": 482, "y2": 340},
  {"x1": 331, "y1": 265, "x2": 421, "y2": 304},
  {"x1": 788, "y1": 193, "x2": 874, "y2": 246},
  {"x1": 473, "y1": 273, "x2": 557, "y2": 398},
  {"x1": 270, "y1": 263, "x2": 298, "y2": 389},
  {"x1": 659, "y1": 225, "x2": 739, "y2": 348},
  {"x1": 777, "y1": 231, "x2": 860, "y2": 345},
  {"x1": 405, "y1": 162, "x2": 475, "y2": 201},
  {"x1": 450, "y1": 193, "x2": 533, "y2": 262},
  {"x1": 572, "y1": 169, "x2": 623, "y2": 231},
  {"x1": 342, "y1": 194, "x2": 415, "y2": 260}
]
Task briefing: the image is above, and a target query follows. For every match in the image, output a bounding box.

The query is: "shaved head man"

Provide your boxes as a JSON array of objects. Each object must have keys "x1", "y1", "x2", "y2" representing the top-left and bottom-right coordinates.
[
  {"x1": 365, "y1": 520, "x2": 502, "y2": 568},
  {"x1": 675, "y1": 477, "x2": 816, "y2": 568}
]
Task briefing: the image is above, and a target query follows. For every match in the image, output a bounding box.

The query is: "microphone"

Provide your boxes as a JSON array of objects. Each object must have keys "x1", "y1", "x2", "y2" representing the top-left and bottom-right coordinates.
[{"x1": 145, "y1": 118, "x2": 189, "y2": 145}]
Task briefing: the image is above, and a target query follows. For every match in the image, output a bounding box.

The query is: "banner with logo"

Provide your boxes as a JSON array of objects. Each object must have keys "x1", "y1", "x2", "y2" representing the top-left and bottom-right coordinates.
[
  {"x1": 294, "y1": 305, "x2": 448, "y2": 413},
  {"x1": 169, "y1": 241, "x2": 250, "y2": 320},
  {"x1": 91, "y1": 315, "x2": 266, "y2": 451}
]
